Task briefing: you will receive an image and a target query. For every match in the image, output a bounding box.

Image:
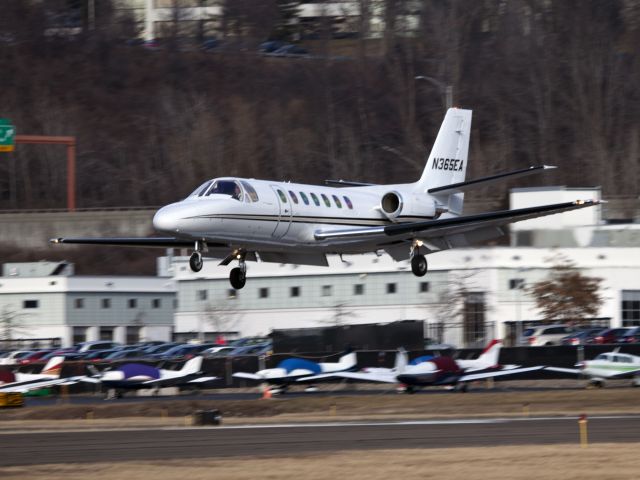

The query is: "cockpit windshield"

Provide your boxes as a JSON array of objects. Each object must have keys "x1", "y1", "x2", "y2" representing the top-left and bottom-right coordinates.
[
  {"x1": 206, "y1": 179, "x2": 243, "y2": 201},
  {"x1": 188, "y1": 180, "x2": 213, "y2": 197}
]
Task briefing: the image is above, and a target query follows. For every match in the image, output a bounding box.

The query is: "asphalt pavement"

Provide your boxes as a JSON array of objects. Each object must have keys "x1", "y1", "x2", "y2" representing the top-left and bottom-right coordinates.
[{"x1": 2, "y1": 416, "x2": 640, "y2": 466}]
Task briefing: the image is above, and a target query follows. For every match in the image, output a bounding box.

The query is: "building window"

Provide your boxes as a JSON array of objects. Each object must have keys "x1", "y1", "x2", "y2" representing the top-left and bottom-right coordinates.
[
  {"x1": 23, "y1": 300, "x2": 39, "y2": 309},
  {"x1": 99, "y1": 326, "x2": 114, "y2": 341},
  {"x1": 101, "y1": 298, "x2": 111, "y2": 309},
  {"x1": 74, "y1": 298, "x2": 85, "y2": 309},
  {"x1": 128, "y1": 298, "x2": 138, "y2": 309},
  {"x1": 290, "y1": 286, "x2": 300, "y2": 297},
  {"x1": 322, "y1": 285, "x2": 332, "y2": 296},
  {"x1": 622, "y1": 290, "x2": 640, "y2": 326},
  {"x1": 152, "y1": 298, "x2": 161, "y2": 309},
  {"x1": 197, "y1": 290, "x2": 207, "y2": 301},
  {"x1": 386, "y1": 283, "x2": 397, "y2": 294},
  {"x1": 72, "y1": 326, "x2": 88, "y2": 344},
  {"x1": 463, "y1": 292, "x2": 486, "y2": 346},
  {"x1": 227, "y1": 289, "x2": 238, "y2": 299},
  {"x1": 419, "y1": 282, "x2": 430, "y2": 293},
  {"x1": 259, "y1": 287, "x2": 269, "y2": 299},
  {"x1": 509, "y1": 278, "x2": 525, "y2": 290},
  {"x1": 354, "y1": 284, "x2": 364, "y2": 295},
  {"x1": 126, "y1": 326, "x2": 141, "y2": 344}
]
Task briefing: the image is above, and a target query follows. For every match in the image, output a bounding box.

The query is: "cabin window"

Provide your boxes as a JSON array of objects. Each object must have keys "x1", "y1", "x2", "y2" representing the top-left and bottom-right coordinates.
[
  {"x1": 332, "y1": 195, "x2": 342, "y2": 208},
  {"x1": 288, "y1": 190, "x2": 299, "y2": 204},
  {"x1": 310, "y1": 193, "x2": 320, "y2": 206},
  {"x1": 321, "y1": 193, "x2": 331, "y2": 207},
  {"x1": 277, "y1": 189, "x2": 287, "y2": 203},
  {"x1": 241, "y1": 181, "x2": 259, "y2": 202},
  {"x1": 343, "y1": 196, "x2": 353, "y2": 209},
  {"x1": 300, "y1": 192, "x2": 309, "y2": 205}
]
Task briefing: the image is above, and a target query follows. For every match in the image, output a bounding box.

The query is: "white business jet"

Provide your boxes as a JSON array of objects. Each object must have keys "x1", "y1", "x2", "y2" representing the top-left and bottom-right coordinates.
[{"x1": 51, "y1": 108, "x2": 598, "y2": 289}]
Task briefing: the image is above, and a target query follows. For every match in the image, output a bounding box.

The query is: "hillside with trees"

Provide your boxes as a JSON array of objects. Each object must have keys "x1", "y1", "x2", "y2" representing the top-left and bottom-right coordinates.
[{"x1": 0, "y1": 0, "x2": 638, "y2": 219}]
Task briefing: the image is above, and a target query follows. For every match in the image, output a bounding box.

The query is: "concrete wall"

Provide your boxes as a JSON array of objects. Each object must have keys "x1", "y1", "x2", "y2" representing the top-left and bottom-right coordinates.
[{"x1": 0, "y1": 209, "x2": 156, "y2": 249}]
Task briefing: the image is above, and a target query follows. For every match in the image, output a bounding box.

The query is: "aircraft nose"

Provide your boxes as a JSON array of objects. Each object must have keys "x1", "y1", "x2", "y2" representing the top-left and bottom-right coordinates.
[{"x1": 153, "y1": 205, "x2": 179, "y2": 233}]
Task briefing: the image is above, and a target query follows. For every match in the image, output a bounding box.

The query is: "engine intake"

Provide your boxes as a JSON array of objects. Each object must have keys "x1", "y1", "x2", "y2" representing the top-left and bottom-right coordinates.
[{"x1": 380, "y1": 191, "x2": 437, "y2": 222}]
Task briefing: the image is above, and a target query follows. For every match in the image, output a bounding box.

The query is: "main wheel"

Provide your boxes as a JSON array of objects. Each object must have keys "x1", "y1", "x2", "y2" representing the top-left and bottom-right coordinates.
[
  {"x1": 189, "y1": 251, "x2": 203, "y2": 272},
  {"x1": 411, "y1": 254, "x2": 428, "y2": 277},
  {"x1": 230, "y1": 267, "x2": 246, "y2": 289}
]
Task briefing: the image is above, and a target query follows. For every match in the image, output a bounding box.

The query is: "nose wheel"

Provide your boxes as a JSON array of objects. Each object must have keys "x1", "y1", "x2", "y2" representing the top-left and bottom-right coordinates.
[
  {"x1": 411, "y1": 254, "x2": 427, "y2": 277},
  {"x1": 189, "y1": 251, "x2": 203, "y2": 272}
]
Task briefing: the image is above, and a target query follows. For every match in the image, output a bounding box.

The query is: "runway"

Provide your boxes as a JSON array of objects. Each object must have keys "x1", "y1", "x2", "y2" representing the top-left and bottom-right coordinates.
[{"x1": 2, "y1": 416, "x2": 640, "y2": 466}]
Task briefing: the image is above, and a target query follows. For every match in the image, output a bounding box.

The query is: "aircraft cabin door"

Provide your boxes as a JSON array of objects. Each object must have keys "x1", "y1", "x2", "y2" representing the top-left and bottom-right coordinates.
[{"x1": 270, "y1": 186, "x2": 293, "y2": 239}]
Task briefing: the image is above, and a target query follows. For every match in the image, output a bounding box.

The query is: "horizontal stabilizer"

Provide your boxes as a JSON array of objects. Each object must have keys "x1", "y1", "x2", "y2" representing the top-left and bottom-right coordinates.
[
  {"x1": 459, "y1": 366, "x2": 544, "y2": 382},
  {"x1": 427, "y1": 165, "x2": 556, "y2": 195}
]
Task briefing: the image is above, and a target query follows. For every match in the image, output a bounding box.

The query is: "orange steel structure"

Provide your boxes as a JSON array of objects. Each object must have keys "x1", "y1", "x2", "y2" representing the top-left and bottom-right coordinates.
[{"x1": 15, "y1": 135, "x2": 76, "y2": 211}]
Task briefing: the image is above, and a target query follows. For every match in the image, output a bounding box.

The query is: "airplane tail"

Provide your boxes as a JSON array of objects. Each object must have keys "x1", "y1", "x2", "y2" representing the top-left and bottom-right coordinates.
[
  {"x1": 336, "y1": 351, "x2": 357, "y2": 371},
  {"x1": 394, "y1": 348, "x2": 408, "y2": 373},
  {"x1": 416, "y1": 108, "x2": 472, "y2": 215},
  {"x1": 41, "y1": 356, "x2": 64, "y2": 377},
  {"x1": 475, "y1": 339, "x2": 502, "y2": 367},
  {"x1": 181, "y1": 355, "x2": 203, "y2": 374}
]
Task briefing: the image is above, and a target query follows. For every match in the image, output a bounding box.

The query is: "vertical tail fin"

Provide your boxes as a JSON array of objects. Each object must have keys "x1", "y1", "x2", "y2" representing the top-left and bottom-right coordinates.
[
  {"x1": 417, "y1": 108, "x2": 472, "y2": 214},
  {"x1": 181, "y1": 355, "x2": 203, "y2": 374},
  {"x1": 394, "y1": 348, "x2": 408, "y2": 373},
  {"x1": 475, "y1": 339, "x2": 502, "y2": 367},
  {"x1": 336, "y1": 352, "x2": 357, "y2": 370},
  {"x1": 41, "y1": 356, "x2": 64, "y2": 377}
]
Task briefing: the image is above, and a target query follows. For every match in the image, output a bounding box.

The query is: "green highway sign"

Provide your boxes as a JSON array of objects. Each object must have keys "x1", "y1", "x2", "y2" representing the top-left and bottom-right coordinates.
[{"x1": 0, "y1": 118, "x2": 15, "y2": 152}]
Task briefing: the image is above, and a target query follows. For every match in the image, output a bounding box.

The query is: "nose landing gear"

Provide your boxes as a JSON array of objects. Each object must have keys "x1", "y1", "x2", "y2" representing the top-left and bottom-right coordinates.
[
  {"x1": 189, "y1": 240, "x2": 206, "y2": 272},
  {"x1": 229, "y1": 251, "x2": 247, "y2": 289}
]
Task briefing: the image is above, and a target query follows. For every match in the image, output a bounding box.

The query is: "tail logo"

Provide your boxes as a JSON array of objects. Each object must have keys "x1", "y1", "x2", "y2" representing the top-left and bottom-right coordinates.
[{"x1": 432, "y1": 158, "x2": 464, "y2": 171}]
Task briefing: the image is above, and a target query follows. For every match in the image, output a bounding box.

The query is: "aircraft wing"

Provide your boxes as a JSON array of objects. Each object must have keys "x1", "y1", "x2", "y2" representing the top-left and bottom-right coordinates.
[
  {"x1": 544, "y1": 366, "x2": 581, "y2": 375},
  {"x1": 0, "y1": 377, "x2": 80, "y2": 393},
  {"x1": 459, "y1": 366, "x2": 544, "y2": 382},
  {"x1": 299, "y1": 370, "x2": 398, "y2": 383},
  {"x1": 232, "y1": 372, "x2": 264, "y2": 381},
  {"x1": 186, "y1": 376, "x2": 219, "y2": 383},
  {"x1": 314, "y1": 200, "x2": 599, "y2": 242},
  {"x1": 50, "y1": 237, "x2": 231, "y2": 249}
]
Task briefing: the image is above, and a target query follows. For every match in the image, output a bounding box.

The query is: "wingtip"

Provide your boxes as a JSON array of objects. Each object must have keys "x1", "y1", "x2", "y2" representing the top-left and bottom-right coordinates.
[{"x1": 49, "y1": 237, "x2": 62, "y2": 244}]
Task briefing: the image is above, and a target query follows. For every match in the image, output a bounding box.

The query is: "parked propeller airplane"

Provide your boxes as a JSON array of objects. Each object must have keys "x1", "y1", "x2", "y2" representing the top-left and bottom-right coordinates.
[
  {"x1": 233, "y1": 350, "x2": 357, "y2": 393},
  {"x1": 51, "y1": 108, "x2": 599, "y2": 289},
  {"x1": 300, "y1": 340, "x2": 543, "y2": 393},
  {"x1": 79, "y1": 355, "x2": 218, "y2": 398},
  {"x1": 546, "y1": 349, "x2": 640, "y2": 388},
  {"x1": 0, "y1": 356, "x2": 68, "y2": 393}
]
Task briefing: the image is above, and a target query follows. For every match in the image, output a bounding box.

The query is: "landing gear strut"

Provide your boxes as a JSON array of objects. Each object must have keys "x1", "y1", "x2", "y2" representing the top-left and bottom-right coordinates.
[
  {"x1": 189, "y1": 240, "x2": 205, "y2": 272},
  {"x1": 410, "y1": 242, "x2": 428, "y2": 277}
]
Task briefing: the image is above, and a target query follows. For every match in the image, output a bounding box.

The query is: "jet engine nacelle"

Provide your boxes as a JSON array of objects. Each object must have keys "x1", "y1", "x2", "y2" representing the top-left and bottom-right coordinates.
[{"x1": 380, "y1": 191, "x2": 437, "y2": 222}]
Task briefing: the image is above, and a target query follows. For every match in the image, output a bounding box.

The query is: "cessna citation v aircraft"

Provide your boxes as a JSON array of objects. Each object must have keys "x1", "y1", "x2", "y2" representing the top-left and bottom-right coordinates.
[{"x1": 51, "y1": 108, "x2": 599, "y2": 289}]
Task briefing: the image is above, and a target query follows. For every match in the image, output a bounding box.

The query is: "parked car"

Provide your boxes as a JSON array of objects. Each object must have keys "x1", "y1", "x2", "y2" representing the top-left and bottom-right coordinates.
[
  {"x1": 620, "y1": 326, "x2": 640, "y2": 343},
  {"x1": 82, "y1": 349, "x2": 123, "y2": 362},
  {"x1": 270, "y1": 44, "x2": 309, "y2": 57},
  {"x1": 561, "y1": 328, "x2": 607, "y2": 345},
  {"x1": 519, "y1": 325, "x2": 577, "y2": 346},
  {"x1": 227, "y1": 342, "x2": 272, "y2": 356},
  {"x1": 0, "y1": 350, "x2": 34, "y2": 365},
  {"x1": 586, "y1": 328, "x2": 631, "y2": 344},
  {"x1": 202, "y1": 346, "x2": 236, "y2": 357},
  {"x1": 75, "y1": 341, "x2": 121, "y2": 353},
  {"x1": 153, "y1": 343, "x2": 216, "y2": 361},
  {"x1": 17, "y1": 349, "x2": 55, "y2": 365},
  {"x1": 143, "y1": 343, "x2": 179, "y2": 355},
  {"x1": 103, "y1": 349, "x2": 147, "y2": 362}
]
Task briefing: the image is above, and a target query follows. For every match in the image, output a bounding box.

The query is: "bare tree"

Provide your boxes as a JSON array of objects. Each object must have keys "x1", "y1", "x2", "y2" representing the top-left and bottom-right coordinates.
[{"x1": 529, "y1": 255, "x2": 604, "y2": 324}]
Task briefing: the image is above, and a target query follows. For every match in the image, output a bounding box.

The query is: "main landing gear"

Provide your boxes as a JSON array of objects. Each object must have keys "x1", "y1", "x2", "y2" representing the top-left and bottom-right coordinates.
[{"x1": 410, "y1": 241, "x2": 428, "y2": 277}]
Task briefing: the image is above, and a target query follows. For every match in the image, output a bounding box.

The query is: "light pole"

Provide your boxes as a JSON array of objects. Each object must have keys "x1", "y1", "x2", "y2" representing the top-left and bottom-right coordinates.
[{"x1": 415, "y1": 75, "x2": 453, "y2": 111}]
